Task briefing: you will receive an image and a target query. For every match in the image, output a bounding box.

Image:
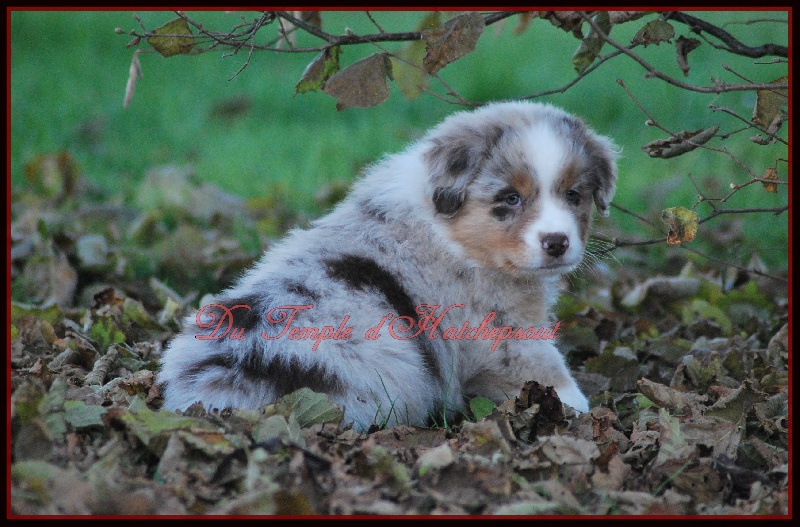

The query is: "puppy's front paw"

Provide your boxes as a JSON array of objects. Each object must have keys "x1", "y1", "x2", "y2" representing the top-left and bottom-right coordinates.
[{"x1": 555, "y1": 384, "x2": 590, "y2": 414}]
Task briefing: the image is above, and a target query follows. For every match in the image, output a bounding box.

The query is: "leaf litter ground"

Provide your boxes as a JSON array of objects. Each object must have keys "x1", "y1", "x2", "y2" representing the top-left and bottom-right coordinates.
[{"x1": 10, "y1": 159, "x2": 789, "y2": 516}]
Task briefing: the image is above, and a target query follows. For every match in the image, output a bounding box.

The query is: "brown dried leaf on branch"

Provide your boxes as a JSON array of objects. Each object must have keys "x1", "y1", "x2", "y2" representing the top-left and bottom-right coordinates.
[
  {"x1": 538, "y1": 11, "x2": 585, "y2": 34},
  {"x1": 661, "y1": 206, "x2": 699, "y2": 246},
  {"x1": 675, "y1": 35, "x2": 701, "y2": 77},
  {"x1": 642, "y1": 125, "x2": 719, "y2": 158},
  {"x1": 146, "y1": 17, "x2": 195, "y2": 58},
  {"x1": 631, "y1": 20, "x2": 675, "y2": 46},
  {"x1": 752, "y1": 76, "x2": 788, "y2": 132},
  {"x1": 323, "y1": 53, "x2": 393, "y2": 111},
  {"x1": 422, "y1": 12, "x2": 485, "y2": 75},
  {"x1": 760, "y1": 167, "x2": 779, "y2": 193},
  {"x1": 572, "y1": 12, "x2": 611, "y2": 74}
]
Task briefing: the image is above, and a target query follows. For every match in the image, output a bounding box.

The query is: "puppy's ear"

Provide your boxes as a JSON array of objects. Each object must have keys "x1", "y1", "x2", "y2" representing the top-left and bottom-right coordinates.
[
  {"x1": 424, "y1": 124, "x2": 506, "y2": 218},
  {"x1": 588, "y1": 134, "x2": 619, "y2": 217}
]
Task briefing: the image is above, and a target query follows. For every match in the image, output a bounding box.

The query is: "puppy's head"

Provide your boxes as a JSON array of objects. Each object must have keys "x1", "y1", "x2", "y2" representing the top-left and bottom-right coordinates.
[{"x1": 424, "y1": 101, "x2": 618, "y2": 275}]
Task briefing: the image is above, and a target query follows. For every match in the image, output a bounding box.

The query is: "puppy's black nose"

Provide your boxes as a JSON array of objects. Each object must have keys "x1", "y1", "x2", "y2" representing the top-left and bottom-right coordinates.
[{"x1": 541, "y1": 233, "x2": 569, "y2": 257}]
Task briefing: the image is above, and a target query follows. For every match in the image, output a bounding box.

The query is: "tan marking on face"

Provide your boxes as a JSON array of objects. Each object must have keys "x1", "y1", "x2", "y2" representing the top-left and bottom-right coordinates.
[
  {"x1": 509, "y1": 170, "x2": 534, "y2": 198},
  {"x1": 447, "y1": 171, "x2": 540, "y2": 273},
  {"x1": 555, "y1": 160, "x2": 582, "y2": 192},
  {"x1": 553, "y1": 158, "x2": 594, "y2": 244}
]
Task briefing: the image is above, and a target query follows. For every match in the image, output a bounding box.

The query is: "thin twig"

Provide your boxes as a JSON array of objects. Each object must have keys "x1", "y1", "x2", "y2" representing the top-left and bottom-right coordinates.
[
  {"x1": 755, "y1": 58, "x2": 788, "y2": 65},
  {"x1": 226, "y1": 13, "x2": 271, "y2": 79},
  {"x1": 718, "y1": 125, "x2": 750, "y2": 140},
  {"x1": 721, "y1": 63, "x2": 787, "y2": 100},
  {"x1": 592, "y1": 233, "x2": 668, "y2": 254},
  {"x1": 519, "y1": 48, "x2": 629, "y2": 101},
  {"x1": 365, "y1": 11, "x2": 386, "y2": 34},
  {"x1": 610, "y1": 202, "x2": 665, "y2": 234},
  {"x1": 722, "y1": 17, "x2": 788, "y2": 27},
  {"x1": 698, "y1": 206, "x2": 789, "y2": 224},
  {"x1": 708, "y1": 104, "x2": 788, "y2": 146}
]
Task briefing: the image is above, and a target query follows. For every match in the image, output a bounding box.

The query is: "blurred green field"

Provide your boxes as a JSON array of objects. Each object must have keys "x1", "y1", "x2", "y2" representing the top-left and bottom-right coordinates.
[{"x1": 10, "y1": 10, "x2": 789, "y2": 272}]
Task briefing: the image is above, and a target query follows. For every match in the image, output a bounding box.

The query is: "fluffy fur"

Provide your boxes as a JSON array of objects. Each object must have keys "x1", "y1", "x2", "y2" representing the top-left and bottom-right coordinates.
[{"x1": 158, "y1": 101, "x2": 618, "y2": 430}]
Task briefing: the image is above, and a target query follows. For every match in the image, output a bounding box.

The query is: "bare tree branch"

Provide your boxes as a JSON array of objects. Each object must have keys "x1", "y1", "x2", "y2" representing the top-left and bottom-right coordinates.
[
  {"x1": 519, "y1": 48, "x2": 629, "y2": 101},
  {"x1": 722, "y1": 17, "x2": 788, "y2": 27},
  {"x1": 709, "y1": 104, "x2": 787, "y2": 145},
  {"x1": 698, "y1": 206, "x2": 788, "y2": 225},
  {"x1": 610, "y1": 202, "x2": 666, "y2": 234},
  {"x1": 581, "y1": 13, "x2": 788, "y2": 94},
  {"x1": 365, "y1": 11, "x2": 386, "y2": 34},
  {"x1": 664, "y1": 11, "x2": 788, "y2": 58},
  {"x1": 274, "y1": 10, "x2": 521, "y2": 48}
]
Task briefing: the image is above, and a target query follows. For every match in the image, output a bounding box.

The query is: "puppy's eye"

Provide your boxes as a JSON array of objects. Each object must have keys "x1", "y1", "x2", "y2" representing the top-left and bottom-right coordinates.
[
  {"x1": 565, "y1": 189, "x2": 581, "y2": 205},
  {"x1": 504, "y1": 193, "x2": 522, "y2": 207}
]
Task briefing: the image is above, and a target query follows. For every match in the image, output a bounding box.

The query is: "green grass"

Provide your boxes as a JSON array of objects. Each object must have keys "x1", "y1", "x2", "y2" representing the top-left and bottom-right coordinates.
[{"x1": 10, "y1": 10, "x2": 788, "y2": 271}]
